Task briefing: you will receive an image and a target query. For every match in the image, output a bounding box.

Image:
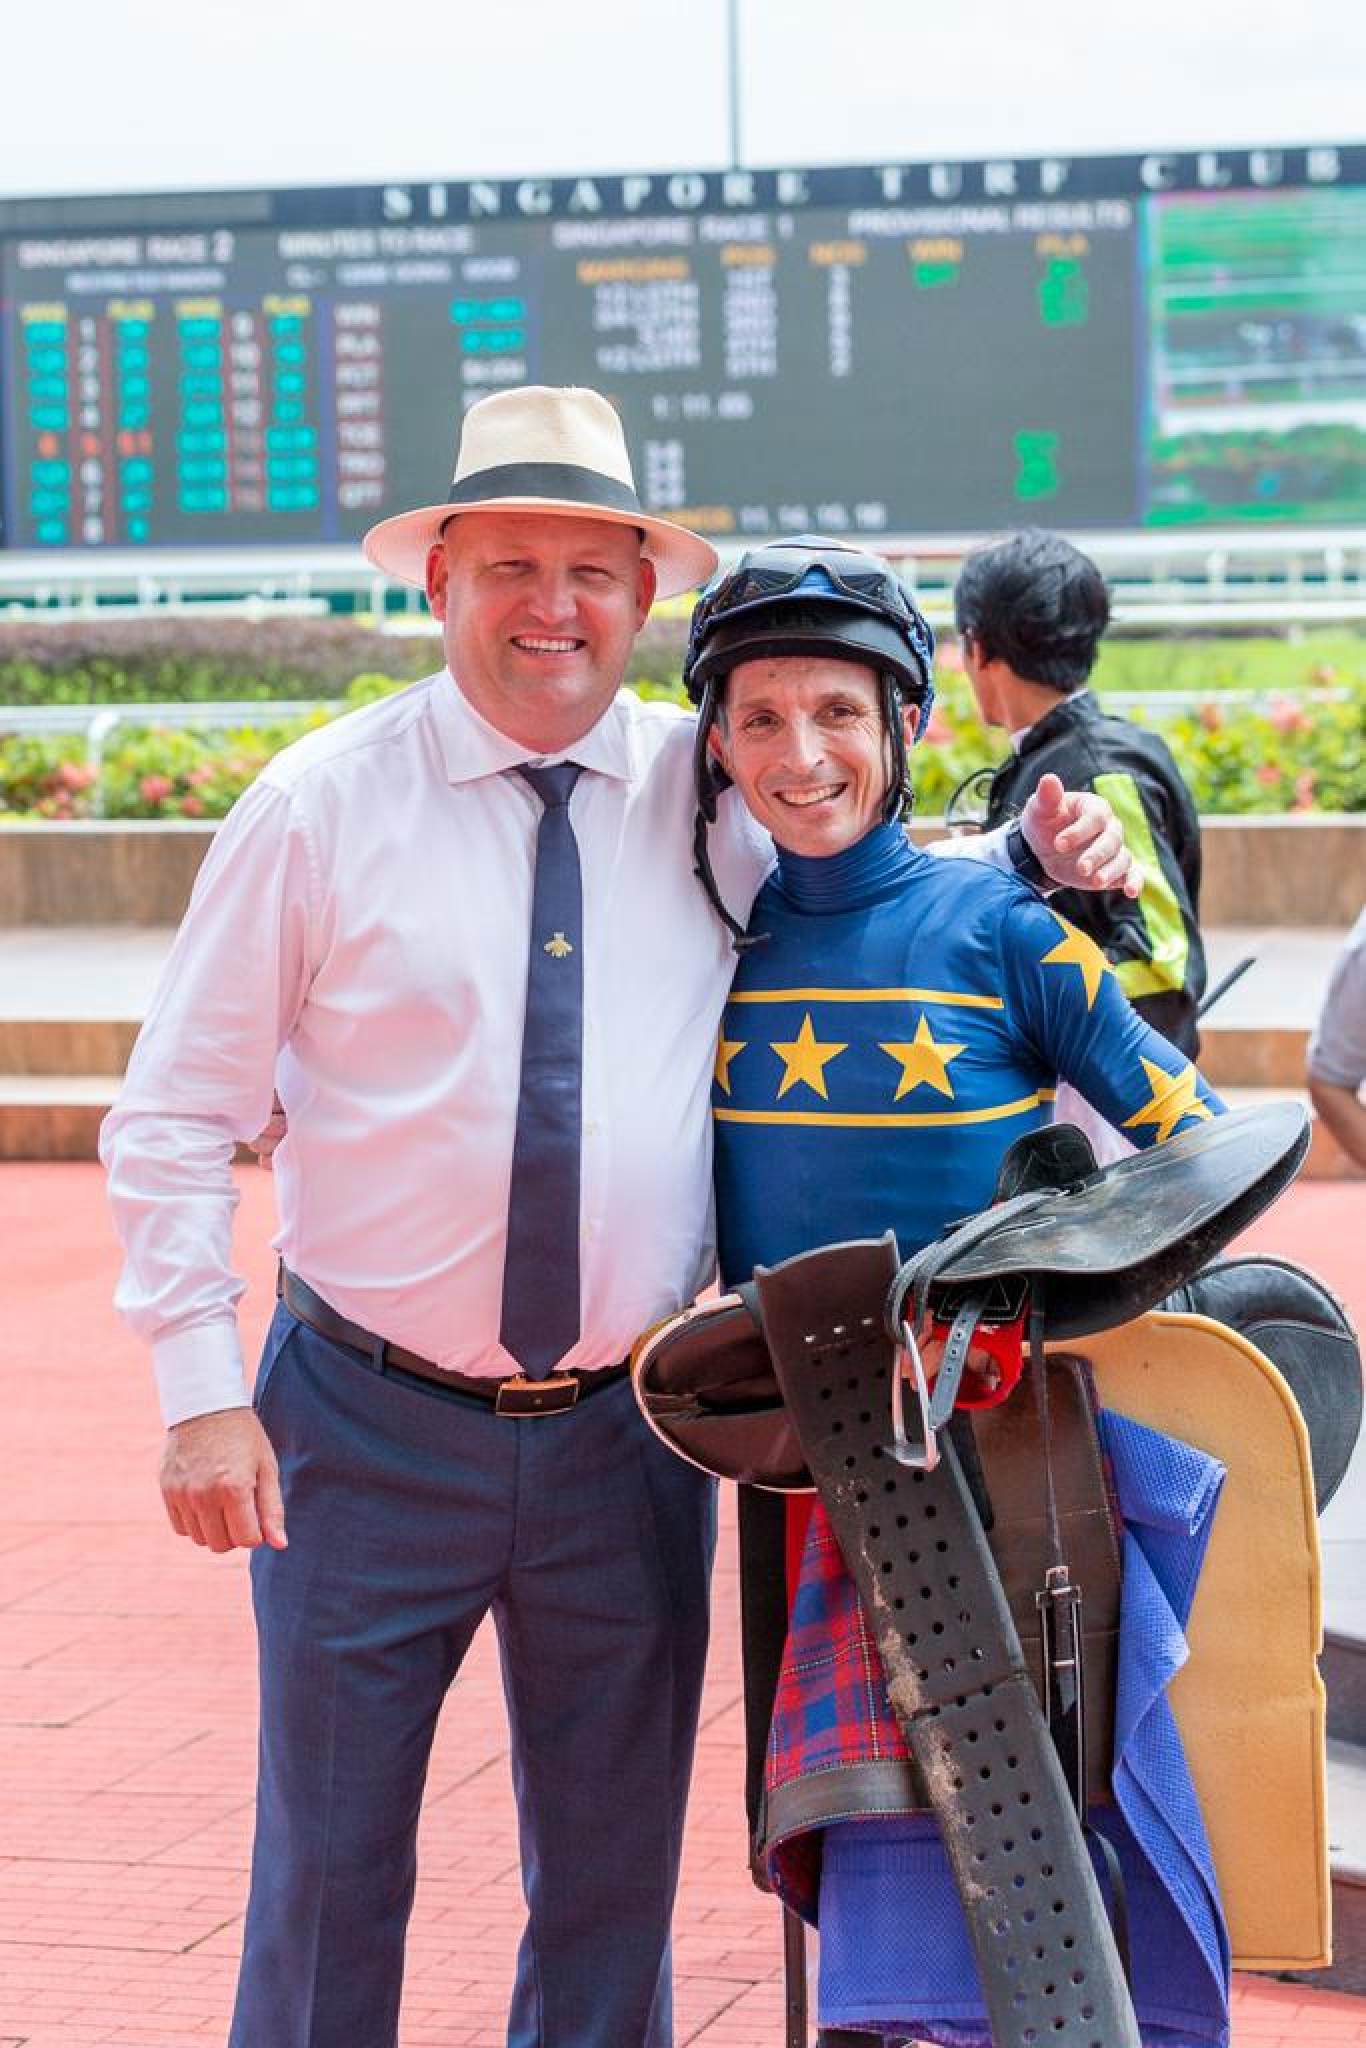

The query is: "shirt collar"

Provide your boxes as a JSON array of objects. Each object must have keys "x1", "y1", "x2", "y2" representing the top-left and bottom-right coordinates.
[
  {"x1": 1014, "y1": 688, "x2": 1099, "y2": 760},
  {"x1": 428, "y1": 668, "x2": 635, "y2": 786}
]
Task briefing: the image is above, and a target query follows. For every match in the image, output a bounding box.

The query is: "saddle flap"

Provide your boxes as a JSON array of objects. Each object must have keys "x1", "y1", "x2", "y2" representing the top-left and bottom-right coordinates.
[
  {"x1": 632, "y1": 1292, "x2": 809, "y2": 1490},
  {"x1": 924, "y1": 1102, "x2": 1310, "y2": 1338},
  {"x1": 635, "y1": 1293, "x2": 773, "y2": 1406}
]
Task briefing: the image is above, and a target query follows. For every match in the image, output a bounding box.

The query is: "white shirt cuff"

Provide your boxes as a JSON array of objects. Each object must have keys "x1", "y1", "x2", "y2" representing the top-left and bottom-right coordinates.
[
  {"x1": 926, "y1": 822, "x2": 1013, "y2": 873},
  {"x1": 153, "y1": 1320, "x2": 252, "y2": 1427}
]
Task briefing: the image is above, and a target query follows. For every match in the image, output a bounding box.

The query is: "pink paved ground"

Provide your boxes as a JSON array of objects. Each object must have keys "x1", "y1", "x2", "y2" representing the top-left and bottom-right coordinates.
[{"x1": 1, "y1": 1161, "x2": 1362, "y2": 2048}]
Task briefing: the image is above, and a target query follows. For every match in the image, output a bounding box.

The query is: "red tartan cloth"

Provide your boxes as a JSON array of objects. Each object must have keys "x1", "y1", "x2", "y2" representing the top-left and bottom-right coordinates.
[{"x1": 766, "y1": 1498, "x2": 918, "y2": 1915}]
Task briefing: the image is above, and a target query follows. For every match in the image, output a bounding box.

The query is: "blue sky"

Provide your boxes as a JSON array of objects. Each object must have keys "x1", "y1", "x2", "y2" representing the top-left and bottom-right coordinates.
[{"x1": 3, "y1": 0, "x2": 1362, "y2": 199}]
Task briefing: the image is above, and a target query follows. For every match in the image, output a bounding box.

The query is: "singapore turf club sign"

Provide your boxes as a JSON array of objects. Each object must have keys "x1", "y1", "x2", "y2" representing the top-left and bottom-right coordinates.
[
  {"x1": 377, "y1": 144, "x2": 1359, "y2": 225},
  {"x1": 2, "y1": 144, "x2": 1360, "y2": 236}
]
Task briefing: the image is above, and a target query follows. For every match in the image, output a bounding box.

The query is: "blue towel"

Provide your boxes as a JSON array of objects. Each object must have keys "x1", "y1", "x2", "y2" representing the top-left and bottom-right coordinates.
[
  {"x1": 817, "y1": 1410, "x2": 1230, "y2": 2048},
  {"x1": 1100, "y1": 1410, "x2": 1231, "y2": 2035}
]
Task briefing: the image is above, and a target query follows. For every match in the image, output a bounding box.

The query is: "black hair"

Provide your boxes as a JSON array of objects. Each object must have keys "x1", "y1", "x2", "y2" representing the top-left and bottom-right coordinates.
[{"x1": 953, "y1": 529, "x2": 1110, "y2": 694}]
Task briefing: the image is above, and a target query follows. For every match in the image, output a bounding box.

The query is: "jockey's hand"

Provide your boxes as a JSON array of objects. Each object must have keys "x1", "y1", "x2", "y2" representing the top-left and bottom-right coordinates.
[
  {"x1": 1020, "y1": 772, "x2": 1143, "y2": 899},
  {"x1": 250, "y1": 1092, "x2": 287, "y2": 1166},
  {"x1": 915, "y1": 1331, "x2": 1004, "y2": 1397}
]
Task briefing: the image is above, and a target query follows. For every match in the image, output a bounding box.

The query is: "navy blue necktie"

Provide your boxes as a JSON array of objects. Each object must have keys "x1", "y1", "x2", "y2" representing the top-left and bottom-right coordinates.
[{"x1": 499, "y1": 762, "x2": 585, "y2": 1377}]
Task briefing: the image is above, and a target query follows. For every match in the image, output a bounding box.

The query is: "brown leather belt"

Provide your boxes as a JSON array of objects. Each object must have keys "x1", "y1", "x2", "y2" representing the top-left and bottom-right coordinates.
[{"x1": 278, "y1": 1265, "x2": 627, "y2": 1416}]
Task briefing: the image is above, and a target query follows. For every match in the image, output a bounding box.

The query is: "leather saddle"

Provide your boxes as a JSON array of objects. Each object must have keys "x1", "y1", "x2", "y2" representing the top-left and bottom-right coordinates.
[
  {"x1": 633, "y1": 1102, "x2": 1320, "y2": 1492},
  {"x1": 886, "y1": 1098, "x2": 1310, "y2": 1341}
]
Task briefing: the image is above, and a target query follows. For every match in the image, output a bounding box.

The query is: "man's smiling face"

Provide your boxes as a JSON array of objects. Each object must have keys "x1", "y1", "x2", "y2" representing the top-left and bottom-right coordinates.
[
  {"x1": 710, "y1": 655, "x2": 917, "y2": 858},
  {"x1": 428, "y1": 510, "x2": 656, "y2": 751}
]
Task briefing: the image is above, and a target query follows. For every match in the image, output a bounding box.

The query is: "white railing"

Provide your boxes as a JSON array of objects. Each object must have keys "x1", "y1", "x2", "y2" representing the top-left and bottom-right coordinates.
[{"x1": 1, "y1": 530, "x2": 1365, "y2": 629}]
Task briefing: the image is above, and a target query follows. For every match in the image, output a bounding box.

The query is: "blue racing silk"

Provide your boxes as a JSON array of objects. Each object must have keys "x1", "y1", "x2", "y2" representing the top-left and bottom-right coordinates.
[{"x1": 713, "y1": 822, "x2": 1223, "y2": 1289}]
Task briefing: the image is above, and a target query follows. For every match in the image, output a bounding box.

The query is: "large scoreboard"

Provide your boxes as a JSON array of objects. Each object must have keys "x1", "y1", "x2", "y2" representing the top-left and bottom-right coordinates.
[{"x1": 2, "y1": 142, "x2": 1364, "y2": 554}]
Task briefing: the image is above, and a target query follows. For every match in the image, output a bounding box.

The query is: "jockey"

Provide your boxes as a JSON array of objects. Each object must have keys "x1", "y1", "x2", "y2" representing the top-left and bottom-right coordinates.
[{"x1": 684, "y1": 538, "x2": 1234, "y2": 2048}]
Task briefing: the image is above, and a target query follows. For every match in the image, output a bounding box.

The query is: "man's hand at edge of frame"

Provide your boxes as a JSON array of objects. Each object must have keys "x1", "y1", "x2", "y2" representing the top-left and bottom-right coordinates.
[
  {"x1": 1020, "y1": 772, "x2": 1144, "y2": 900},
  {"x1": 160, "y1": 1408, "x2": 287, "y2": 1553}
]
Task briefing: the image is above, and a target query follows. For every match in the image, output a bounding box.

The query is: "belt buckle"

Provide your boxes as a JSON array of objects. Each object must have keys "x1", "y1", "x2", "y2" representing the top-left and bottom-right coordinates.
[{"x1": 495, "y1": 1371, "x2": 581, "y2": 1418}]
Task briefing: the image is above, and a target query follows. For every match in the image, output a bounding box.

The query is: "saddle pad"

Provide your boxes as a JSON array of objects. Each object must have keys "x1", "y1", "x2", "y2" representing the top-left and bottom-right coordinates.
[{"x1": 1081, "y1": 1310, "x2": 1330, "y2": 1971}]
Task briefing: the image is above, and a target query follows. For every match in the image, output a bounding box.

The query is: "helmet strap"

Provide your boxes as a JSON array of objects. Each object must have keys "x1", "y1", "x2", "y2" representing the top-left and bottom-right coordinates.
[
  {"x1": 692, "y1": 807, "x2": 765, "y2": 953},
  {"x1": 881, "y1": 671, "x2": 915, "y2": 824},
  {"x1": 692, "y1": 677, "x2": 730, "y2": 822},
  {"x1": 691, "y1": 676, "x2": 764, "y2": 950}
]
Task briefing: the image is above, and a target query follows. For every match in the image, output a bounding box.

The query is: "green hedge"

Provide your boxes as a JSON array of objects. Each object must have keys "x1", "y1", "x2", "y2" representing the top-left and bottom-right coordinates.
[
  {"x1": 5, "y1": 613, "x2": 1366, "y2": 708},
  {"x1": 0, "y1": 613, "x2": 687, "y2": 704},
  {"x1": 1089, "y1": 628, "x2": 1366, "y2": 696},
  {"x1": 0, "y1": 618, "x2": 439, "y2": 704},
  {"x1": 4, "y1": 666, "x2": 1361, "y2": 821}
]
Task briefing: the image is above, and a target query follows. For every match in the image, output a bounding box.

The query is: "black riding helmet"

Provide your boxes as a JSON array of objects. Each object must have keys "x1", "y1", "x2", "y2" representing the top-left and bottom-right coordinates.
[{"x1": 682, "y1": 536, "x2": 936, "y2": 947}]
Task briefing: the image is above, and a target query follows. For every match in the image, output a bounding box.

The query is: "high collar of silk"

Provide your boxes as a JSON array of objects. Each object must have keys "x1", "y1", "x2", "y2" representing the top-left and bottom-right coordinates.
[{"x1": 772, "y1": 819, "x2": 919, "y2": 913}]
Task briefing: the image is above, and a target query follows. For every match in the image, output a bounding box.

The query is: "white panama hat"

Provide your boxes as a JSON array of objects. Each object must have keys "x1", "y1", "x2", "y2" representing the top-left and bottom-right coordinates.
[{"x1": 361, "y1": 384, "x2": 719, "y2": 598}]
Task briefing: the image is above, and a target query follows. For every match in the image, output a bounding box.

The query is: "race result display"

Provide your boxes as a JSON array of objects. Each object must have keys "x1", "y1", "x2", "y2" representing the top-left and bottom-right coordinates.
[{"x1": 1, "y1": 141, "x2": 1363, "y2": 553}]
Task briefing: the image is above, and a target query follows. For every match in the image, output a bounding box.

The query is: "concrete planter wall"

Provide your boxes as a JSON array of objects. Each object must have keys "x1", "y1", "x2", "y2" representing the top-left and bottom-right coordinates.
[
  {"x1": 2, "y1": 813, "x2": 1361, "y2": 929},
  {"x1": 1196, "y1": 816, "x2": 1365, "y2": 928}
]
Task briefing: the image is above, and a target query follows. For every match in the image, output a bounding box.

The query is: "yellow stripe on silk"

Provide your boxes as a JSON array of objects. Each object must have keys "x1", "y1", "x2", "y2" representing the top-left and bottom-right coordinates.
[
  {"x1": 713, "y1": 1089, "x2": 1056, "y2": 1130},
  {"x1": 726, "y1": 985, "x2": 1005, "y2": 1010}
]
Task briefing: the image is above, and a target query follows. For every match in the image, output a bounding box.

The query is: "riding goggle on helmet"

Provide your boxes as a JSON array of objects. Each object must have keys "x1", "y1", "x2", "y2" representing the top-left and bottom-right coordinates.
[{"x1": 682, "y1": 536, "x2": 936, "y2": 947}]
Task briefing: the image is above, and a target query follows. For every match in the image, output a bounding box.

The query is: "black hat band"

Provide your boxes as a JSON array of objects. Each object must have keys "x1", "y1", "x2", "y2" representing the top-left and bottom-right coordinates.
[{"x1": 447, "y1": 461, "x2": 643, "y2": 514}]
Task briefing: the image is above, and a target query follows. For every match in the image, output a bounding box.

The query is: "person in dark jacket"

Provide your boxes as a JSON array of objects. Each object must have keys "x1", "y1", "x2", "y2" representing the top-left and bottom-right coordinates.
[{"x1": 954, "y1": 532, "x2": 1206, "y2": 1159}]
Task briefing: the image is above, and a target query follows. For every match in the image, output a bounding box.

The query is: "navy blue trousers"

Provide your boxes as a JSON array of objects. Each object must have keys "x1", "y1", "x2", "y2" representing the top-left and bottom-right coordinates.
[{"x1": 228, "y1": 1308, "x2": 717, "y2": 2048}]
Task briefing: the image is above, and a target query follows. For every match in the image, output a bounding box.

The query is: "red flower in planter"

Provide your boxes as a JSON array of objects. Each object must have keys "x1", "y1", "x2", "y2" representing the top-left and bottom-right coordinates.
[
  {"x1": 139, "y1": 774, "x2": 174, "y2": 804},
  {"x1": 1268, "y1": 696, "x2": 1309, "y2": 735}
]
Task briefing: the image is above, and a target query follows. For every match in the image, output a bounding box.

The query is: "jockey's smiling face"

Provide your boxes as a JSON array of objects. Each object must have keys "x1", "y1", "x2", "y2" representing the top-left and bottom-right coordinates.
[{"x1": 709, "y1": 656, "x2": 919, "y2": 859}]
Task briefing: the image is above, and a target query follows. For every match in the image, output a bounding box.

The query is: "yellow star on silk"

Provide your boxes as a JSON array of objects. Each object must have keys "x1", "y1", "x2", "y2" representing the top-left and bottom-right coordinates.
[
  {"x1": 714, "y1": 1036, "x2": 747, "y2": 1096},
  {"x1": 771, "y1": 1013, "x2": 848, "y2": 1101},
  {"x1": 878, "y1": 1014, "x2": 967, "y2": 1101},
  {"x1": 1122, "y1": 1057, "x2": 1215, "y2": 1145},
  {"x1": 1040, "y1": 914, "x2": 1112, "y2": 1010}
]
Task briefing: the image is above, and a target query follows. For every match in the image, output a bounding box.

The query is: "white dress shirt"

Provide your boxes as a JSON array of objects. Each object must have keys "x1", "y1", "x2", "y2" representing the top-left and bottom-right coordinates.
[{"x1": 103, "y1": 669, "x2": 1015, "y2": 1425}]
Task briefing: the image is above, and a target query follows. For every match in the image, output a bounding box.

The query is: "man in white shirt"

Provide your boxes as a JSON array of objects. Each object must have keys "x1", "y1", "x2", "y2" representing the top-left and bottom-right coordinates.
[{"x1": 102, "y1": 385, "x2": 1138, "y2": 2048}]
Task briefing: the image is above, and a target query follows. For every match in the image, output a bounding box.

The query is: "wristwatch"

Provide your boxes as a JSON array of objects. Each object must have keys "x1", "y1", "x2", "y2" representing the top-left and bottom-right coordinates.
[{"x1": 1006, "y1": 819, "x2": 1050, "y2": 889}]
